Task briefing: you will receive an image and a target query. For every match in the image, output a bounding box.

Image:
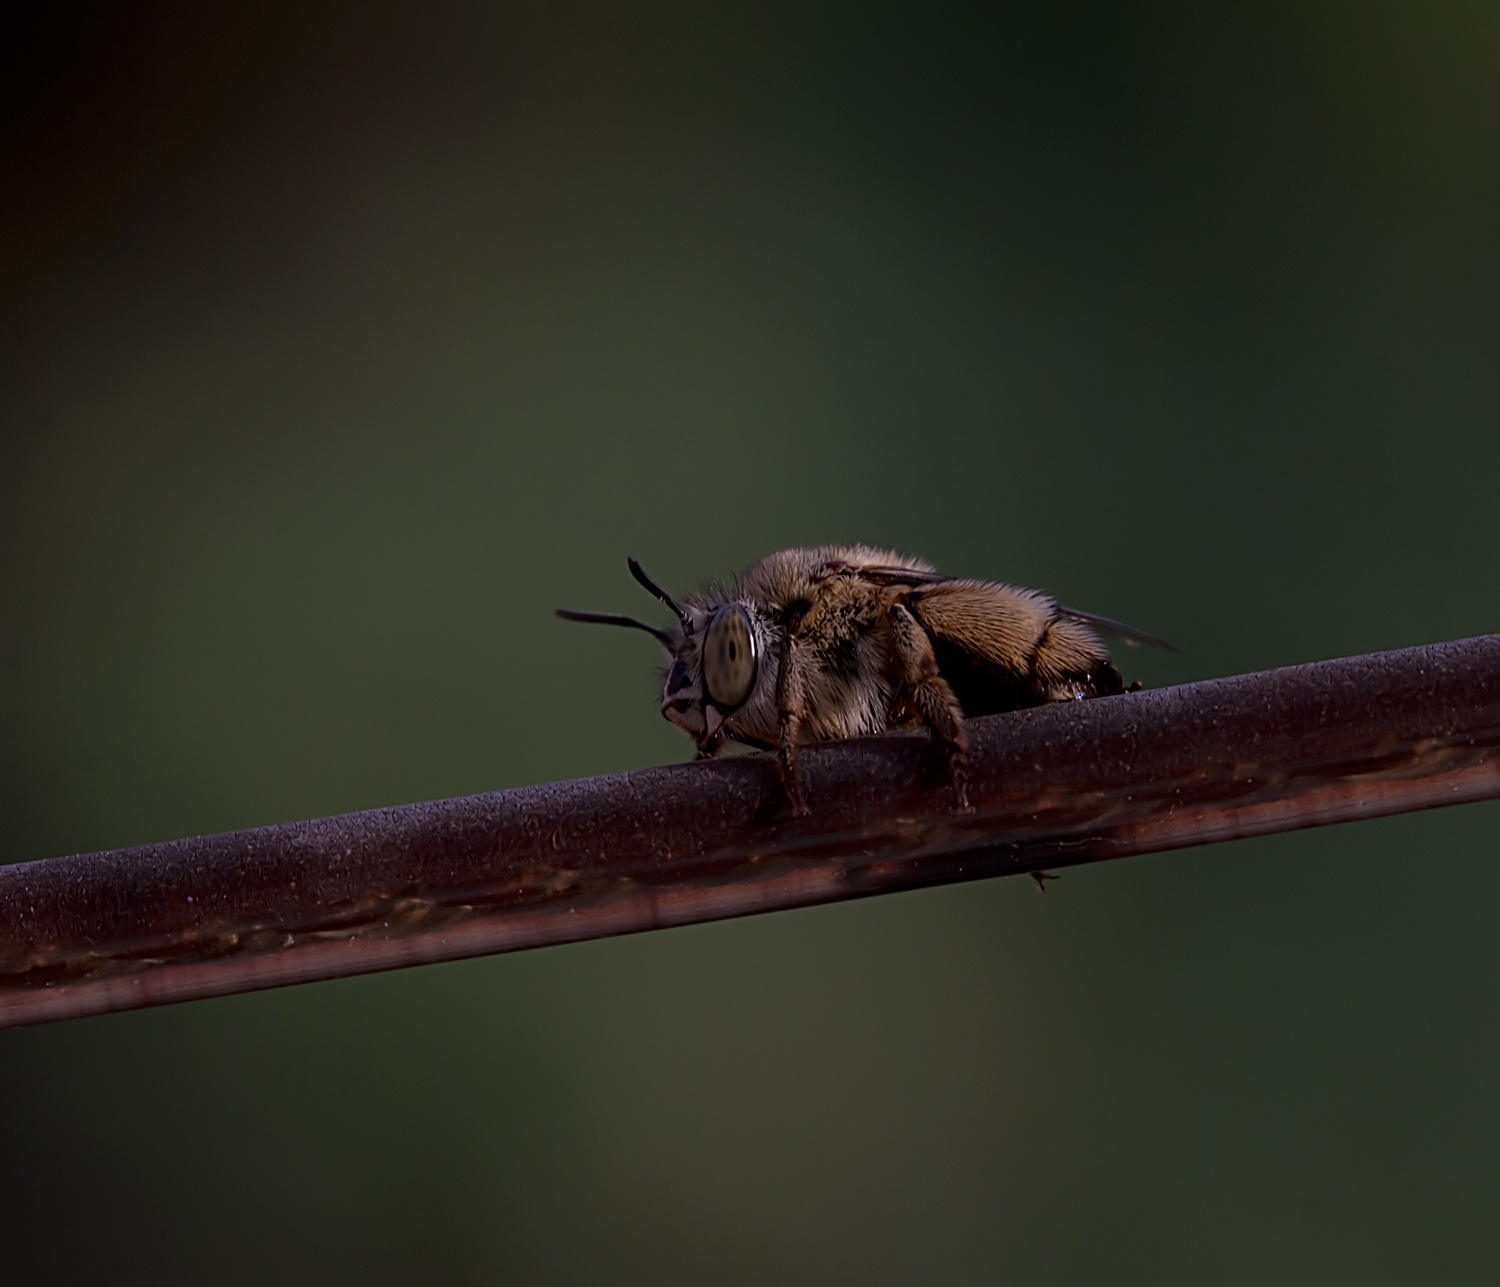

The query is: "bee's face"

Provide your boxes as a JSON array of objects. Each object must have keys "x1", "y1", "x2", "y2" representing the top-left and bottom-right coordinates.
[{"x1": 661, "y1": 602, "x2": 762, "y2": 748}]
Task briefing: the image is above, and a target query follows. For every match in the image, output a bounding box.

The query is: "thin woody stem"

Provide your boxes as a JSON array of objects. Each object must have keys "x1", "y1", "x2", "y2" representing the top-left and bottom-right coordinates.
[{"x1": 3, "y1": 635, "x2": 1500, "y2": 1030}]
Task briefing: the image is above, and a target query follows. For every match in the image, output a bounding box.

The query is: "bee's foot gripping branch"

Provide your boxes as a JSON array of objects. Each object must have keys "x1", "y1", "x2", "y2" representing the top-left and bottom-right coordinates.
[{"x1": 4, "y1": 634, "x2": 1500, "y2": 1029}]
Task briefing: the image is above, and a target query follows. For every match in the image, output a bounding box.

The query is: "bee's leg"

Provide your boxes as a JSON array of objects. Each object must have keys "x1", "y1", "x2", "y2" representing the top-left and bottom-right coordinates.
[
  {"x1": 775, "y1": 633, "x2": 812, "y2": 816},
  {"x1": 888, "y1": 603, "x2": 971, "y2": 810}
]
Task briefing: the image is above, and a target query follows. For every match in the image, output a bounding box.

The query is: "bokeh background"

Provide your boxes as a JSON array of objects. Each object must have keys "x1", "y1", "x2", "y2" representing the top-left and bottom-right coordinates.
[{"x1": 4, "y1": 1, "x2": 1500, "y2": 1281}]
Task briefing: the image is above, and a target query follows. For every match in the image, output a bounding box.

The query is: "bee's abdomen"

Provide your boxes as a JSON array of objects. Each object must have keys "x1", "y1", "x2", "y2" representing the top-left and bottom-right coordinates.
[
  {"x1": 930, "y1": 616, "x2": 1122, "y2": 716},
  {"x1": 903, "y1": 579, "x2": 1126, "y2": 716}
]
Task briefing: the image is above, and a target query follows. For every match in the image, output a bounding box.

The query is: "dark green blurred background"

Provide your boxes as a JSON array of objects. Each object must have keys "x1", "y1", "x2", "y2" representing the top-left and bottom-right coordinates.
[{"x1": 4, "y1": 2, "x2": 1500, "y2": 1281}]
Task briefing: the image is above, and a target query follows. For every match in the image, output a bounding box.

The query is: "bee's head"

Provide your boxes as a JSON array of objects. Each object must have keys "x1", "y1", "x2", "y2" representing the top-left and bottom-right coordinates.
[
  {"x1": 660, "y1": 601, "x2": 759, "y2": 747},
  {"x1": 556, "y1": 558, "x2": 760, "y2": 753}
]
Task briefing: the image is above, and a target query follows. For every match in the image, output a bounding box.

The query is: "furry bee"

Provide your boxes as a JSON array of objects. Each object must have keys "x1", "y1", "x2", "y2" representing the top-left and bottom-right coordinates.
[{"x1": 558, "y1": 545, "x2": 1171, "y2": 813}]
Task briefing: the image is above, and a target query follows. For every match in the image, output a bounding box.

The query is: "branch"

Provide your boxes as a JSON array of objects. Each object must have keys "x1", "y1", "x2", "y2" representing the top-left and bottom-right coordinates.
[{"x1": 4, "y1": 635, "x2": 1500, "y2": 1029}]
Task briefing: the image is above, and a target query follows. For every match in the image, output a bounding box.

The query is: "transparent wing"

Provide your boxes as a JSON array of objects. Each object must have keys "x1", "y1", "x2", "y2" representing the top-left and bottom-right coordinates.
[
  {"x1": 837, "y1": 563, "x2": 951, "y2": 587},
  {"x1": 1060, "y1": 607, "x2": 1177, "y2": 653},
  {"x1": 843, "y1": 559, "x2": 1178, "y2": 654}
]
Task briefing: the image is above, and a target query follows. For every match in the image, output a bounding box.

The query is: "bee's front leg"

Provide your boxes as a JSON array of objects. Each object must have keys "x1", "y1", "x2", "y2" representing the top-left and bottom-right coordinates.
[
  {"x1": 888, "y1": 602, "x2": 972, "y2": 811},
  {"x1": 775, "y1": 633, "x2": 812, "y2": 817}
]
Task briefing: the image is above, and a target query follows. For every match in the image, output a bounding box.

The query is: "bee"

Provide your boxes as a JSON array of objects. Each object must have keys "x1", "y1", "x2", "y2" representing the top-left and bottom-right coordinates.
[{"x1": 558, "y1": 545, "x2": 1171, "y2": 814}]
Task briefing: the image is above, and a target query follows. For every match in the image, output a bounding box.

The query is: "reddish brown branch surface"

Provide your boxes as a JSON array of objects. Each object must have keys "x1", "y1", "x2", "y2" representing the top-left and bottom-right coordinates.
[{"x1": 4, "y1": 636, "x2": 1500, "y2": 1029}]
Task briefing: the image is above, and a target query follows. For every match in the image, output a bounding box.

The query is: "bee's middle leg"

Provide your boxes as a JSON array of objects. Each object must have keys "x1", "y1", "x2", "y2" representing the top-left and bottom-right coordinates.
[
  {"x1": 775, "y1": 633, "x2": 812, "y2": 816},
  {"x1": 888, "y1": 603, "x2": 971, "y2": 809}
]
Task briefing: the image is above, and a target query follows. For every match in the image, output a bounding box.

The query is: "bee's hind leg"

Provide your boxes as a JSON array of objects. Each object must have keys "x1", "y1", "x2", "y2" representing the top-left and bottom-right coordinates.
[{"x1": 888, "y1": 603, "x2": 972, "y2": 811}]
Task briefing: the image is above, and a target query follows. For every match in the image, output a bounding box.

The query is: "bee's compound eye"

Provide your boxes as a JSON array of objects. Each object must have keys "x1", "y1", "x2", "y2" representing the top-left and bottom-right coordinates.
[{"x1": 702, "y1": 604, "x2": 757, "y2": 709}]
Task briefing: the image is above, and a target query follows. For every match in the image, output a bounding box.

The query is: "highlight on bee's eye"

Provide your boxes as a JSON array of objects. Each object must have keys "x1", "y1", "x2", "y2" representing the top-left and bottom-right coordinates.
[{"x1": 702, "y1": 603, "x2": 757, "y2": 708}]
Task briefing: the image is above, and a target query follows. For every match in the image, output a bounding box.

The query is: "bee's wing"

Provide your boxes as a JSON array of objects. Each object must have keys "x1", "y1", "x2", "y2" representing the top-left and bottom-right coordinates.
[
  {"x1": 843, "y1": 564, "x2": 952, "y2": 587},
  {"x1": 1059, "y1": 607, "x2": 1177, "y2": 653},
  {"x1": 853, "y1": 564, "x2": 1178, "y2": 654}
]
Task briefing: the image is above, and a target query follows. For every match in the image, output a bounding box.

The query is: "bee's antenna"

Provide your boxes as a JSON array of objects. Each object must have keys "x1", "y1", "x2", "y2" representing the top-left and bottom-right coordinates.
[
  {"x1": 627, "y1": 557, "x2": 693, "y2": 633},
  {"x1": 555, "y1": 609, "x2": 675, "y2": 648}
]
